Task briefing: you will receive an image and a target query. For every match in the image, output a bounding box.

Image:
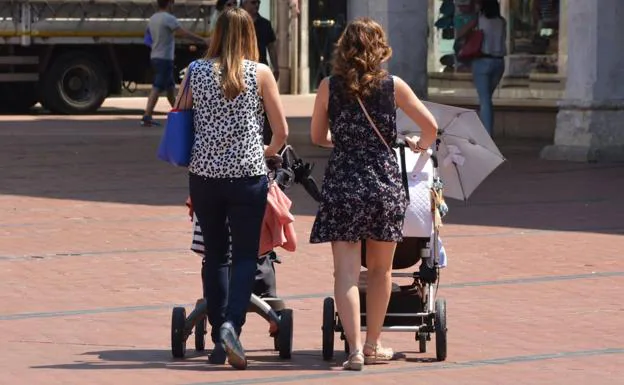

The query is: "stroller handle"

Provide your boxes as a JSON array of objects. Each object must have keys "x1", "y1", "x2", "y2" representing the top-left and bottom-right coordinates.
[
  {"x1": 265, "y1": 154, "x2": 283, "y2": 171},
  {"x1": 396, "y1": 141, "x2": 438, "y2": 168}
]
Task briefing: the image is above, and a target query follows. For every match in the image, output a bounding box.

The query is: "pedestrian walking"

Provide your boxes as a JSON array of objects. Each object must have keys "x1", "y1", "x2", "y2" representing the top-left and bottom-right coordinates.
[
  {"x1": 141, "y1": 0, "x2": 207, "y2": 127},
  {"x1": 458, "y1": 0, "x2": 507, "y2": 137},
  {"x1": 175, "y1": 7, "x2": 287, "y2": 370},
  {"x1": 309, "y1": 17, "x2": 438, "y2": 371}
]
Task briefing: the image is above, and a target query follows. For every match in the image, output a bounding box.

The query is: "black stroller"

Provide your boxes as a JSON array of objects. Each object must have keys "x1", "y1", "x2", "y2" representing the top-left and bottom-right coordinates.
[
  {"x1": 321, "y1": 143, "x2": 449, "y2": 362},
  {"x1": 170, "y1": 145, "x2": 322, "y2": 360}
]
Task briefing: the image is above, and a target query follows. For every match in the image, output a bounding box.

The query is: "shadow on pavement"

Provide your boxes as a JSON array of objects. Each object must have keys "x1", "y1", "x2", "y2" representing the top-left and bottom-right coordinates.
[
  {"x1": 31, "y1": 348, "x2": 334, "y2": 372},
  {"x1": 0, "y1": 118, "x2": 186, "y2": 207},
  {"x1": 442, "y1": 141, "x2": 624, "y2": 235},
  {"x1": 0, "y1": 106, "x2": 167, "y2": 117},
  {"x1": 0, "y1": 116, "x2": 323, "y2": 214},
  {"x1": 1, "y1": 113, "x2": 623, "y2": 235}
]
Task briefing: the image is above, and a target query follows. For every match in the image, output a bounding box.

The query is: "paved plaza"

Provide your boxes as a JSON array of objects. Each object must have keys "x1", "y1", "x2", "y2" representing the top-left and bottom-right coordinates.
[{"x1": 0, "y1": 98, "x2": 623, "y2": 385}]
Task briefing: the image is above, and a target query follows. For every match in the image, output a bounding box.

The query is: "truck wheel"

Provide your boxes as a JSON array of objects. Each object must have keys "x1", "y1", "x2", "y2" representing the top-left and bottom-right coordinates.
[{"x1": 41, "y1": 53, "x2": 109, "y2": 114}]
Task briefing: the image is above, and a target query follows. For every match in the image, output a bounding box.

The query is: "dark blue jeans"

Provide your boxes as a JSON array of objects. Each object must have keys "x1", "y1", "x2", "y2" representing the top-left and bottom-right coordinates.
[
  {"x1": 472, "y1": 57, "x2": 505, "y2": 137},
  {"x1": 151, "y1": 58, "x2": 175, "y2": 91},
  {"x1": 189, "y1": 173, "x2": 268, "y2": 343}
]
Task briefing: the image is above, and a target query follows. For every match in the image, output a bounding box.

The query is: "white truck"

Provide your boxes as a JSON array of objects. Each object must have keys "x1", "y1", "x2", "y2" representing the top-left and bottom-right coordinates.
[{"x1": 0, "y1": 0, "x2": 215, "y2": 114}]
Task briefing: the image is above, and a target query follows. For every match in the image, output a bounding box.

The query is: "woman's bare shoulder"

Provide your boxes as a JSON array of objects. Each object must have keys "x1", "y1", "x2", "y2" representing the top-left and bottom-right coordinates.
[
  {"x1": 255, "y1": 62, "x2": 272, "y2": 79},
  {"x1": 391, "y1": 75, "x2": 410, "y2": 92},
  {"x1": 256, "y1": 62, "x2": 271, "y2": 73},
  {"x1": 318, "y1": 76, "x2": 330, "y2": 90}
]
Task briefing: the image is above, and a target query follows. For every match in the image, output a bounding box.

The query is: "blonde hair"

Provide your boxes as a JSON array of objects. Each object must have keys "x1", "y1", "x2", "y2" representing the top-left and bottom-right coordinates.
[
  {"x1": 204, "y1": 8, "x2": 259, "y2": 100},
  {"x1": 332, "y1": 18, "x2": 392, "y2": 100}
]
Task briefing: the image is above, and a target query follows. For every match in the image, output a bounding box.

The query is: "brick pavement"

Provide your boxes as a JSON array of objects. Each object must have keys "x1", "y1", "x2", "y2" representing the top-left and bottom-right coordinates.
[{"x1": 0, "y1": 100, "x2": 623, "y2": 385}]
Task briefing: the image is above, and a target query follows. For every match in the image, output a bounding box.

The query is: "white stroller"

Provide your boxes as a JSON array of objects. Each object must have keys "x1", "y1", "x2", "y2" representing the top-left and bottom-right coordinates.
[{"x1": 321, "y1": 140, "x2": 450, "y2": 361}]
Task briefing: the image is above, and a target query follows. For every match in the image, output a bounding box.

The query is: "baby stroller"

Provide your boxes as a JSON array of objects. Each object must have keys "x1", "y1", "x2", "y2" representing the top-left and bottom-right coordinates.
[
  {"x1": 321, "y1": 141, "x2": 449, "y2": 362},
  {"x1": 170, "y1": 145, "x2": 322, "y2": 360}
]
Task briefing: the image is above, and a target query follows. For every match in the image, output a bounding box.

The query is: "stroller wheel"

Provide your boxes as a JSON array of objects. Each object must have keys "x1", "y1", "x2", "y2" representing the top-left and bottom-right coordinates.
[
  {"x1": 277, "y1": 308, "x2": 294, "y2": 359},
  {"x1": 194, "y1": 316, "x2": 206, "y2": 352},
  {"x1": 273, "y1": 335, "x2": 279, "y2": 351},
  {"x1": 417, "y1": 332, "x2": 427, "y2": 353},
  {"x1": 273, "y1": 308, "x2": 281, "y2": 352},
  {"x1": 171, "y1": 307, "x2": 187, "y2": 358},
  {"x1": 321, "y1": 297, "x2": 336, "y2": 361},
  {"x1": 434, "y1": 298, "x2": 447, "y2": 361}
]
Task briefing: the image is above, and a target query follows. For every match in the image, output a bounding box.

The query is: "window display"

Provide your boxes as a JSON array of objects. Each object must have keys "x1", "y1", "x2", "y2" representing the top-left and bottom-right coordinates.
[
  {"x1": 431, "y1": 0, "x2": 562, "y2": 76},
  {"x1": 508, "y1": 0, "x2": 560, "y2": 74}
]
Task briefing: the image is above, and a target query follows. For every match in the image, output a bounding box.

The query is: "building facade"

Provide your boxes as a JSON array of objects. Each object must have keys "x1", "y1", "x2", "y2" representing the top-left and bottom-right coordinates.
[
  {"x1": 288, "y1": 0, "x2": 428, "y2": 95},
  {"x1": 287, "y1": 0, "x2": 569, "y2": 97},
  {"x1": 283, "y1": 0, "x2": 622, "y2": 161},
  {"x1": 428, "y1": 0, "x2": 623, "y2": 161}
]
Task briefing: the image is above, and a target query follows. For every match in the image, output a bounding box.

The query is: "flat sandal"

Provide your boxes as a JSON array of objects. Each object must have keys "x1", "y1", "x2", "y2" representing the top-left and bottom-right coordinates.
[
  {"x1": 342, "y1": 350, "x2": 364, "y2": 371},
  {"x1": 363, "y1": 342, "x2": 394, "y2": 365}
]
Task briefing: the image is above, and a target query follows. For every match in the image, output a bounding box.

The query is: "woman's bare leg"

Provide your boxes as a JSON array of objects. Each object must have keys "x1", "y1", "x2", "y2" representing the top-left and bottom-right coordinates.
[
  {"x1": 331, "y1": 241, "x2": 364, "y2": 354},
  {"x1": 363, "y1": 240, "x2": 396, "y2": 352}
]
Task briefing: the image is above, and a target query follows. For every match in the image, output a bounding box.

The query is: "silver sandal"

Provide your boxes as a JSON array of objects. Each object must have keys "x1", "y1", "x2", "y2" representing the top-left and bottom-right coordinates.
[
  {"x1": 363, "y1": 342, "x2": 394, "y2": 365},
  {"x1": 342, "y1": 350, "x2": 365, "y2": 371}
]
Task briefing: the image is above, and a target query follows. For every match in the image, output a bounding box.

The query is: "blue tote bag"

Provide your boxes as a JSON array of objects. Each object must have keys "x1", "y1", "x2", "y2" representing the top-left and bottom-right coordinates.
[
  {"x1": 144, "y1": 28, "x2": 153, "y2": 47},
  {"x1": 157, "y1": 62, "x2": 196, "y2": 167}
]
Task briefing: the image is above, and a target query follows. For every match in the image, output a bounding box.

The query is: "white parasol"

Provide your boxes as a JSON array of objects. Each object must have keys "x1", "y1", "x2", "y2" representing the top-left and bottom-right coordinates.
[{"x1": 396, "y1": 101, "x2": 505, "y2": 201}]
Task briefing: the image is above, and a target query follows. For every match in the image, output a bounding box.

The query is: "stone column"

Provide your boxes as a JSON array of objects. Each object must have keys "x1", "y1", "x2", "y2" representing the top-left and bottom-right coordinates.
[
  {"x1": 557, "y1": 0, "x2": 568, "y2": 77},
  {"x1": 541, "y1": 0, "x2": 624, "y2": 162},
  {"x1": 289, "y1": 0, "x2": 299, "y2": 94},
  {"x1": 347, "y1": 0, "x2": 429, "y2": 99},
  {"x1": 426, "y1": 0, "x2": 439, "y2": 74},
  {"x1": 298, "y1": 0, "x2": 310, "y2": 94},
  {"x1": 276, "y1": 0, "x2": 291, "y2": 93},
  {"x1": 498, "y1": 0, "x2": 511, "y2": 78}
]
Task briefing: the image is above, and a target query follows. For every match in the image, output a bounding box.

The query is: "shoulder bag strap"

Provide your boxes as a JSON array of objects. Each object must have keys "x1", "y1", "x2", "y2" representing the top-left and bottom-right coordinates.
[
  {"x1": 175, "y1": 61, "x2": 195, "y2": 110},
  {"x1": 356, "y1": 96, "x2": 392, "y2": 153},
  {"x1": 356, "y1": 96, "x2": 410, "y2": 202}
]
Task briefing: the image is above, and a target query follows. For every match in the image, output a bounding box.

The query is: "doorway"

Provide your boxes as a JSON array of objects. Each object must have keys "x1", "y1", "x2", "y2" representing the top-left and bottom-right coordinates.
[{"x1": 308, "y1": 0, "x2": 347, "y2": 91}]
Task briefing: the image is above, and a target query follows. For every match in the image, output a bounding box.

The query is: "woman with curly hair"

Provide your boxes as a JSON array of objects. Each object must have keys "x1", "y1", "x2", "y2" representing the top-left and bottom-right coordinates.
[{"x1": 309, "y1": 18, "x2": 438, "y2": 370}]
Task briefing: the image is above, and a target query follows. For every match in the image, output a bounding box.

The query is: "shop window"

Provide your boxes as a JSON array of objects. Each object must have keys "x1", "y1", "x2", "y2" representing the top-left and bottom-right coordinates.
[
  {"x1": 432, "y1": 0, "x2": 484, "y2": 73},
  {"x1": 508, "y1": 0, "x2": 560, "y2": 75},
  {"x1": 431, "y1": 0, "x2": 562, "y2": 77}
]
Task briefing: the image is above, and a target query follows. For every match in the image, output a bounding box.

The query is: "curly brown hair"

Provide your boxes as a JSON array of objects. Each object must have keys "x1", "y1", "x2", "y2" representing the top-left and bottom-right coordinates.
[{"x1": 331, "y1": 18, "x2": 392, "y2": 100}]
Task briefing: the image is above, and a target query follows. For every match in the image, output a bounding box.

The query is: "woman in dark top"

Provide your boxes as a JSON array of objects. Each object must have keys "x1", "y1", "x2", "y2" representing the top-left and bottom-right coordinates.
[{"x1": 310, "y1": 18, "x2": 438, "y2": 370}]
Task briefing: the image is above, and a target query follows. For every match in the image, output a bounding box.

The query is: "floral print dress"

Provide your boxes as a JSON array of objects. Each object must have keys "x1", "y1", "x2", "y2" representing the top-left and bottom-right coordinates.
[{"x1": 310, "y1": 75, "x2": 407, "y2": 243}]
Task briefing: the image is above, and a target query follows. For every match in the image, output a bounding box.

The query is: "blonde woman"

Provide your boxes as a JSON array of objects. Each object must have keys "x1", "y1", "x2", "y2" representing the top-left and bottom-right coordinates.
[
  {"x1": 175, "y1": 8, "x2": 287, "y2": 370},
  {"x1": 310, "y1": 18, "x2": 438, "y2": 370}
]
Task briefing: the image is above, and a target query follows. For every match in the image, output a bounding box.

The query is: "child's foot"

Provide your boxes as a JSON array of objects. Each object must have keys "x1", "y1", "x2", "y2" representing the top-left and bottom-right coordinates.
[
  {"x1": 208, "y1": 343, "x2": 226, "y2": 364},
  {"x1": 220, "y1": 322, "x2": 247, "y2": 370}
]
